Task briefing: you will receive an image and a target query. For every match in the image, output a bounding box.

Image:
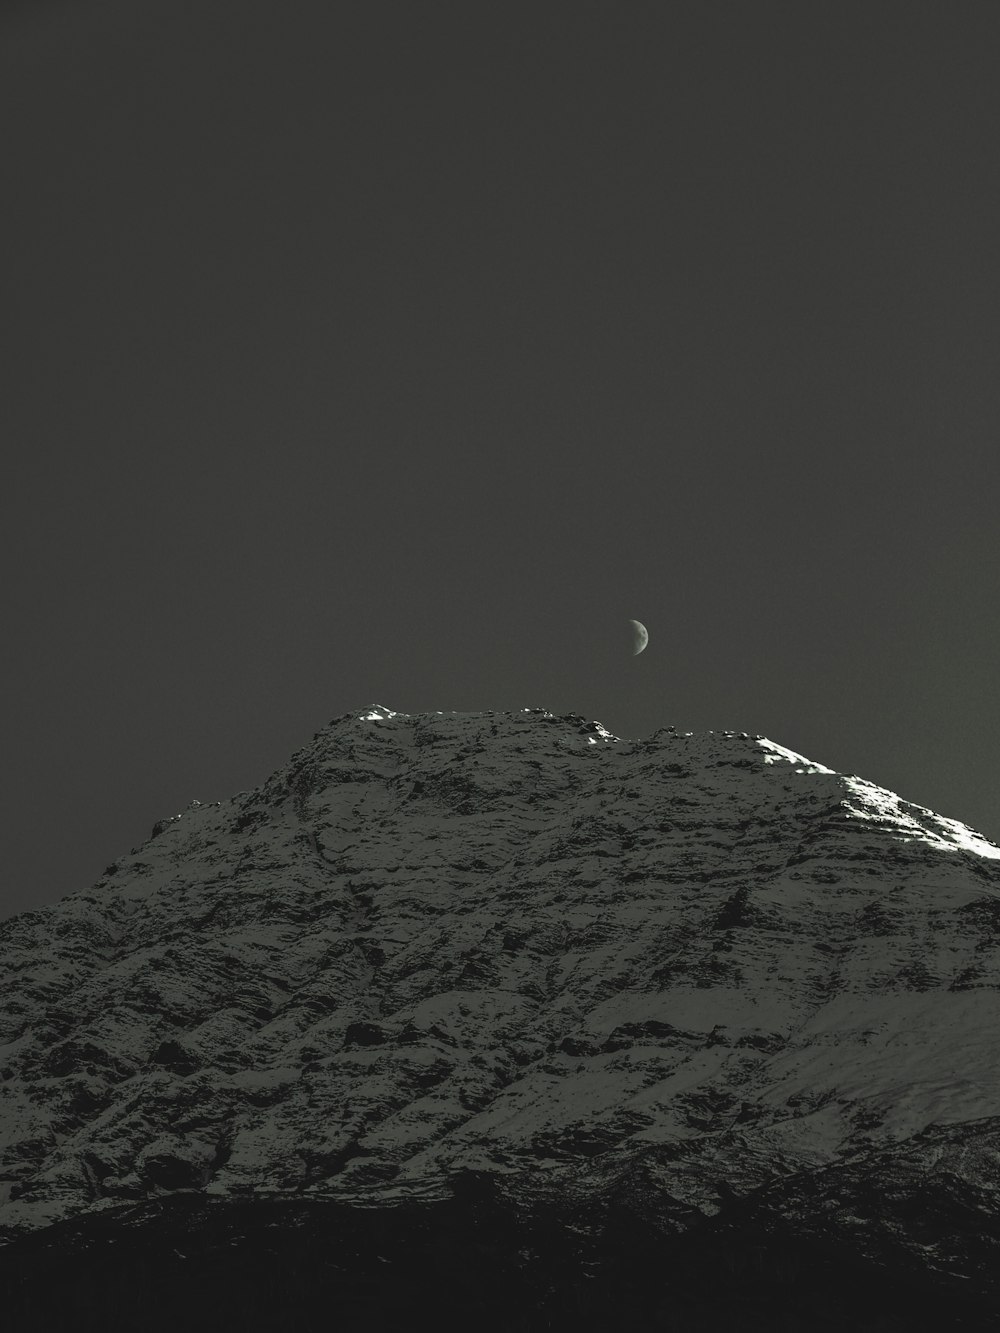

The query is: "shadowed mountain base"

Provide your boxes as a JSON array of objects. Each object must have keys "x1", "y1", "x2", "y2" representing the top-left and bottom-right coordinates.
[{"x1": 0, "y1": 1188, "x2": 996, "y2": 1333}]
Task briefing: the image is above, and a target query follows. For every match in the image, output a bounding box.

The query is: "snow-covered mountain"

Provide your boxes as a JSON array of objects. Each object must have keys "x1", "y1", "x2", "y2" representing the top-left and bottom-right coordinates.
[{"x1": 3, "y1": 706, "x2": 1000, "y2": 1330}]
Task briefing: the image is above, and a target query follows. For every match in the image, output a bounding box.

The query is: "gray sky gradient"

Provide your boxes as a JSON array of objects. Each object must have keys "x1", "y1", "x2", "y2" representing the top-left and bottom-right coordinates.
[{"x1": 3, "y1": 1, "x2": 1000, "y2": 919}]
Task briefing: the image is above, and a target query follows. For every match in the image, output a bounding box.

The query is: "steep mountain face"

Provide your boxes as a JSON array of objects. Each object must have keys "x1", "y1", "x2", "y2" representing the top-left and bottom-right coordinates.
[{"x1": 3, "y1": 706, "x2": 1000, "y2": 1330}]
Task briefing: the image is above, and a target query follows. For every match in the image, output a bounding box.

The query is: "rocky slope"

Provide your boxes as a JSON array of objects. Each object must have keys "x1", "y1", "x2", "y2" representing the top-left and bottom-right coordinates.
[{"x1": 3, "y1": 705, "x2": 1000, "y2": 1329}]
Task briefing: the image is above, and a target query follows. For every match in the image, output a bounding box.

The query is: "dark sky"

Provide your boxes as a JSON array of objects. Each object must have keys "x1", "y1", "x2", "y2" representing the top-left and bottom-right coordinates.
[{"x1": 4, "y1": 1, "x2": 1000, "y2": 920}]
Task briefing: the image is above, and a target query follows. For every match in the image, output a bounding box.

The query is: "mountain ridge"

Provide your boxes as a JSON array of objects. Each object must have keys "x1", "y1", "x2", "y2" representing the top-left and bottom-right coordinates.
[{"x1": 2, "y1": 705, "x2": 1000, "y2": 1328}]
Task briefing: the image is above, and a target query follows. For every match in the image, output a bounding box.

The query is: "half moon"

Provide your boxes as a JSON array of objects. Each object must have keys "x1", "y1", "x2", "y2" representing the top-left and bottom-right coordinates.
[{"x1": 630, "y1": 619, "x2": 649, "y2": 655}]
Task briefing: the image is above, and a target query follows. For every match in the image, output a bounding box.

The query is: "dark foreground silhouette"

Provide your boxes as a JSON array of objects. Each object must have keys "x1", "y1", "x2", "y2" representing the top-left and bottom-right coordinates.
[{"x1": 1, "y1": 1179, "x2": 997, "y2": 1333}]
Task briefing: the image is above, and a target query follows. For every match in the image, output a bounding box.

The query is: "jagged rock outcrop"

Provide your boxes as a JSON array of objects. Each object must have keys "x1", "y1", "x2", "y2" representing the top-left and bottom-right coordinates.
[{"x1": 3, "y1": 705, "x2": 1000, "y2": 1329}]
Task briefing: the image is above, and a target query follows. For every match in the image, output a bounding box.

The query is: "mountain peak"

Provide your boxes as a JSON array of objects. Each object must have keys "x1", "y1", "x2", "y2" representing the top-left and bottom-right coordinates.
[{"x1": 2, "y1": 708, "x2": 1000, "y2": 1326}]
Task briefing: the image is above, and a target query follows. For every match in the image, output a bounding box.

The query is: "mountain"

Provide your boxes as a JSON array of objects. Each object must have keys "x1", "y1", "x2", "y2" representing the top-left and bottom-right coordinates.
[{"x1": 2, "y1": 705, "x2": 1000, "y2": 1330}]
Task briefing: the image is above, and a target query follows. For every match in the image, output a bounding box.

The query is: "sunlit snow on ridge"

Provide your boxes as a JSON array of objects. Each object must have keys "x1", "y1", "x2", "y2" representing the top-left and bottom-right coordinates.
[
  {"x1": 842, "y1": 774, "x2": 1000, "y2": 861},
  {"x1": 756, "y1": 738, "x2": 837, "y2": 774},
  {"x1": 755, "y1": 736, "x2": 1000, "y2": 861}
]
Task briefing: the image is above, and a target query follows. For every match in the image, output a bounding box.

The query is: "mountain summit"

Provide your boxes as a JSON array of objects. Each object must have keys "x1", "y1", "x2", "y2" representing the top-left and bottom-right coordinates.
[{"x1": 3, "y1": 707, "x2": 1000, "y2": 1330}]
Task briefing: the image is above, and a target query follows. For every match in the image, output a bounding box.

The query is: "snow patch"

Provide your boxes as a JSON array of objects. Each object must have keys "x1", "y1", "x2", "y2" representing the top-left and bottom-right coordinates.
[{"x1": 359, "y1": 705, "x2": 398, "y2": 722}]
